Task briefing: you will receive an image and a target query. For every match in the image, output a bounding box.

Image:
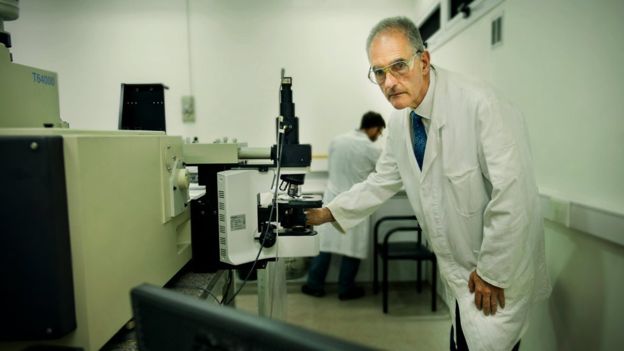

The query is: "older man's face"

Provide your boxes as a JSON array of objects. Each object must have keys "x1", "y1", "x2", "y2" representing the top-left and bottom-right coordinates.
[{"x1": 368, "y1": 30, "x2": 430, "y2": 110}]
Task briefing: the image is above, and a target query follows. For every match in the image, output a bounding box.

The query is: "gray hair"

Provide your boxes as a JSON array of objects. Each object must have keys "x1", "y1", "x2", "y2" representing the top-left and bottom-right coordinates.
[{"x1": 366, "y1": 16, "x2": 425, "y2": 55}]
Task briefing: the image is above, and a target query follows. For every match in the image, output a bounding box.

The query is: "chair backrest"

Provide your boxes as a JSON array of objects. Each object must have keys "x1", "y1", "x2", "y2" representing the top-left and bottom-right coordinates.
[
  {"x1": 373, "y1": 216, "x2": 418, "y2": 245},
  {"x1": 382, "y1": 226, "x2": 422, "y2": 247}
]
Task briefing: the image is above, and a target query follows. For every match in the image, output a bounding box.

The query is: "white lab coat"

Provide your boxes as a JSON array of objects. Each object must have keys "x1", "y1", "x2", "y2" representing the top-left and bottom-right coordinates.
[
  {"x1": 318, "y1": 130, "x2": 381, "y2": 259},
  {"x1": 327, "y1": 68, "x2": 551, "y2": 350}
]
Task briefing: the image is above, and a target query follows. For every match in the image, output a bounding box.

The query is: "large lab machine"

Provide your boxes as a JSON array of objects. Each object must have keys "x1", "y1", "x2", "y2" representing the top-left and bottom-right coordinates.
[{"x1": 1, "y1": 3, "x2": 191, "y2": 349}]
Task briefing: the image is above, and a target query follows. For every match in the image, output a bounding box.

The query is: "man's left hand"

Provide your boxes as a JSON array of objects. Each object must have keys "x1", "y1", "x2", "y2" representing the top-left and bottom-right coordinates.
[{"x1": 468, "y1": 270, "x2": 505, "y2": 316}]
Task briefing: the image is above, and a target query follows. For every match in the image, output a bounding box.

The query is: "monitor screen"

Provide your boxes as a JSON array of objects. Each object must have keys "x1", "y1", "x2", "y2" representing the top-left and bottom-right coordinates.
[{"x1": 131, "y1": 284, "x2": 373, "y2": 351}]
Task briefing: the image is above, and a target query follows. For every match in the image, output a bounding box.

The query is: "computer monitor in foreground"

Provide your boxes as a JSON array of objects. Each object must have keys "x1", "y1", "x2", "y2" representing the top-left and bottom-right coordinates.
[{"x1": 131, "y1": 284, "x2": 374, "y2": 351}]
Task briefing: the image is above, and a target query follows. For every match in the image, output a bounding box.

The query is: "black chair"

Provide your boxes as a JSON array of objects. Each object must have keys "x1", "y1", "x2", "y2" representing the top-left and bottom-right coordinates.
[
  {"x1": 373, "y1": 216, "x2": 418, "y2": 294},
  {"x1": 373, "y1": 217, "x2": 437, "y2": 314}
]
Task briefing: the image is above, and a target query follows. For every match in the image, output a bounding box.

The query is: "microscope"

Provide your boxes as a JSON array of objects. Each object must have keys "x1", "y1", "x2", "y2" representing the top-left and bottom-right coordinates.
[{"x1": 187, "y1": 74, "x2": 321, "y2": 269}]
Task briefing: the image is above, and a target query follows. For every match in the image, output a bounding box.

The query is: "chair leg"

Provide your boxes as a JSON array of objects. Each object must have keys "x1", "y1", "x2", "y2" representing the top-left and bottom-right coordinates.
[
  {"x1": 431, "y1": 259, "x2": 437, "y2": 312},
  {"x1": 373, "y1": 245, "x2": 379, "y2": 294},
  {"x1": 383, "y1": 256, "x2": 389, "y2": 314},
  {"x1": 417, "y1": 260, "x2": 422, "y2": 293}
]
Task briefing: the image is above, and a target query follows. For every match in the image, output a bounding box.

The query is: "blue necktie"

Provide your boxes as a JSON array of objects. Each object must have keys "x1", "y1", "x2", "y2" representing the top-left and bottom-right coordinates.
[{"x1": 411, "y1": 111, "x2": 427, "y2": 170}]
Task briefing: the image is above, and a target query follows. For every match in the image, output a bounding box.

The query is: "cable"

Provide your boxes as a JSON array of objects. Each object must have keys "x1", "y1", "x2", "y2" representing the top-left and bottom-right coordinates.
[
  {"x1": 224, "y1": 129, "x2": 285, "y2": 305},
  {"x1": 269, "y1": 154, "x2": 285, "y2": 317},
  {"x1": 219, "y1": 270, "x2": 232, "y2": 304},
  {"x1": 173, "y1": 285, "x2": 221, "y2": 305},
  {"x1": 269, "y1": 230, "x2": 280, "y2": 318},
  {"x1": 269, "y1": 128, "x2": 285, "y2": 318},
  {"x1": 185, "y1": 0, "x2": 194, "y2": 96},
  {"x1": 223, "y1": 128, "x2": 287, "y2": 305}
]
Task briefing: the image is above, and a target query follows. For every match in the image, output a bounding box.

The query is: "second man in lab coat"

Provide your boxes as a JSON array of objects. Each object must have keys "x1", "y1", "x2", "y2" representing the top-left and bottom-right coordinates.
[{"x1": 302, "y1": 111, "x2": 385, "y2": 300}]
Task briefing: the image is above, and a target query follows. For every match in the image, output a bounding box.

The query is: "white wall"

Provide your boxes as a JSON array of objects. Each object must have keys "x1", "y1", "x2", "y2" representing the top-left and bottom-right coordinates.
[
  {"x1": 186, "y1": 0, "x2": 409, "y2": 151},
  {"x1": 417, "y1": 0, "x2": 624, "y2": 349},
  {"x1": 6, "y1": 0, "x2": 414, "y2": 154},
  {"x1": 426, "y1": 0, "x2": 624, "y2": 214},
  {"x1": 523, "y1": 220, "x2": 624, "y2": 351},
  {"x1": 414, "y1": 0, "x2": 439, "y2": 21}
]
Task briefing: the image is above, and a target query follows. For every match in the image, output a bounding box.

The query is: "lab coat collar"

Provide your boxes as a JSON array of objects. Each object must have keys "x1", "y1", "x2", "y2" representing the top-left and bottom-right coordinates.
[
  {"x1": 352, "y1": 129, "x2": 373, "y2": 142},
  {"x1": 429, "y1": 66, "x2": 447, "y2": 130},
  {"x1": 353, "y1": 129, "x2": 367, "y2": 137},
  {"x1": 404, "y1": 66, "x2": 447, "y2": 181},
  {"x1": 421, "y1": 67, "x2": 450, "y2": 179},
  {"x1": 413, "y1": 65, "x2": 436, "y2": 121}
]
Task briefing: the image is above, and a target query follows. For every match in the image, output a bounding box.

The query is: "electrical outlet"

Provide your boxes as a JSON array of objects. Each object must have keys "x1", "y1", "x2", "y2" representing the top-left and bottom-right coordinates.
[
  {"x1": 182, "y1": 95, "x2": 195, "y2": 123},
  {"x1": 546, "y1": 196, "x2": 570, "y2": 227},
  {"x1": 552, "y1": 198, "x2": 570, "y2": 226}
]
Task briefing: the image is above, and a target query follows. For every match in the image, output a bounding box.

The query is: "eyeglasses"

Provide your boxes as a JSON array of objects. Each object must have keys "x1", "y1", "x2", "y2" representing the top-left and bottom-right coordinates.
[{"x1": 368, "y1": 52, "x2": 421, "y2": 85}]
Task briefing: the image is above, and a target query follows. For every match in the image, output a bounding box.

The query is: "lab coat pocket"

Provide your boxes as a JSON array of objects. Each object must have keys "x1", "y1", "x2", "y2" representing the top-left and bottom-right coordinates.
[{"x1": 446, "y1": 167, "x2": 484, "y2": 217}]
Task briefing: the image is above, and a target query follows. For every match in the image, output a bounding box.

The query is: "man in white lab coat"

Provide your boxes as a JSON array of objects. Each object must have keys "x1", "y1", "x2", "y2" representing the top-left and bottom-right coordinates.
[
  {"x1": 302, "y1": 112, "x2": 385, "y2": 300},
  {"x1": 306, "y1": 17, "x2": 551, "y2": 350}
]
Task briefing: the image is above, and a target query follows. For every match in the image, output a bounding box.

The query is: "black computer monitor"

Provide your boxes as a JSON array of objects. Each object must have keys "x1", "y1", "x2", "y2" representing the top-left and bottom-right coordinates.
[
  {"x1": 131, "y1": 284, "x2": 374, "y2": 351},
  {"x1": 118, "y1": 83, "x2": 167, "y2": 132}
]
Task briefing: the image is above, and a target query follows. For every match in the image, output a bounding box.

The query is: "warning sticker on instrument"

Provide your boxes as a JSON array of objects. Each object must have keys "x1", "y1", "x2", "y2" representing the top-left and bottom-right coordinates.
[{"x1": 230, "y1": 214, "x2": 246, "y2": 231}]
